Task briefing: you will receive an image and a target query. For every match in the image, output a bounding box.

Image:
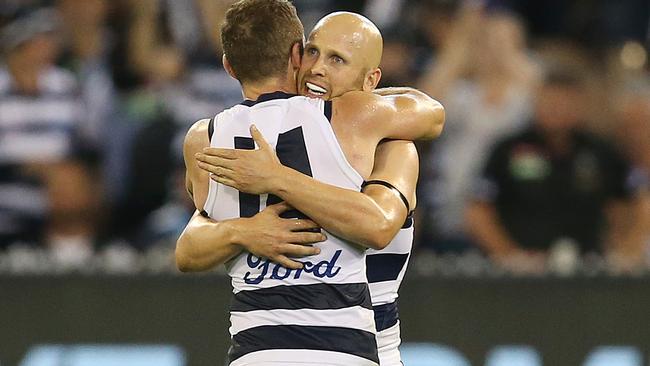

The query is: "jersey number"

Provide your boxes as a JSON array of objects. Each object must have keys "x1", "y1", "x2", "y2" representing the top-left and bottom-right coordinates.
[{"x1": 235, "y1": 126, "x2": 312, "y2": 220}]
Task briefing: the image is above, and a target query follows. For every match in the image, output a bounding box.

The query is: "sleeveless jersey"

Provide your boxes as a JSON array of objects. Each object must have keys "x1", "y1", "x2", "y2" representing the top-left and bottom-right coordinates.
[
  {"x1": 202, "y1": 92, "x2": 379, "y2": 366},
  {"x1": 366, "y1": 216, "x2": 413, "y2": 331},
  {"x1": 366, "y1": 215, "x2": 414, "y2": 365}
]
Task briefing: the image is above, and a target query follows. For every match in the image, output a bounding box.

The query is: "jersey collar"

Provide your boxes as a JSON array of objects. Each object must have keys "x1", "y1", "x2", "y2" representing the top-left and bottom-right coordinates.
[{"x1": 240, "y1": 91, "x2": 297, "y2": 107}]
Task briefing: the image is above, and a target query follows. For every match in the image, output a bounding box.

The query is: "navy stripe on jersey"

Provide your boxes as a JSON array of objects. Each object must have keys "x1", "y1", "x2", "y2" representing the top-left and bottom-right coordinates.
[
  {"x1": 373, "y1": 301, "x2": 399, "y2": 332},
  {"x1": 402, "y1": 214, "x2": 414, "y2": 229},
  {"x1": 324, "y1": 100, "x2": 333, "y2": 122},
  {"x1": 265, "y1": 126, "x2": 315, "y2": 226},
  {"x1": 234, "y1": 136, "x2": 259, "y2": 218},
  {"x1": 231, "y1": 283, "x2": 372, "y2": 312},
  {"x1": 240, "y1": 91, "x2": 297, "y2": 107},
  {"x1": 366, "y1": 253, "x2": 410, "y2": 283},
  {"x1": 207, "y1": 117, "x2": 214, "y2": 141},
  {"x1": 229, "y1": 325, "x2": 379, "y2": 364}
]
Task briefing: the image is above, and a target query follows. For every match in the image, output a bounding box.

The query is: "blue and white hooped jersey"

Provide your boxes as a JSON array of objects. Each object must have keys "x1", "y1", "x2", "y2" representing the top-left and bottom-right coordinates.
[
  {"x1": 203, "y1": 92, "x2": 378, "y2": 366},
  {"x1": 366, "y1": 215, "x2": 414, "y2": 333}
]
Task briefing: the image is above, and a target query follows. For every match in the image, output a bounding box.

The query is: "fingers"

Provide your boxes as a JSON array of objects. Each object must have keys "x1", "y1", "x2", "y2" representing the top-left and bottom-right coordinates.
[
  {"x1": 289, "y1": 231, "x2": 327, "y2": 244},
  {"x1": 281, "y1": 243, "x2": 322, "y2": 257},
  {"x1": 250, "y1": 125, "x2": 273, "y2": 151},
  {"x1": 265, "y1": 201, "x2": 294, "y2": 214},
  {"x1": 288, "y1": 219, "x2": 321, "y2": 232},
  {"x1": 196, "y1": 152, "x2": 236, "y2": 169},
  {"x1": 273, "y1": 255, "x2": 304, "y2": 270},
  {"x1": 201, "y1": 147, "x2": 238, "y2": 159},
  {"x1": 208, "y1": 173, "x2": 237, "y2": 189},
  {"x1": 197, "y1": 160, "x2": 234, "y2": 177}
]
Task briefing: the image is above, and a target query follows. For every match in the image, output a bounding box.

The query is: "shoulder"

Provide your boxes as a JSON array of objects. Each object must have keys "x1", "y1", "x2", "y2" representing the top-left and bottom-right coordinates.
[
  {"x1": 331, "y1": 91, "x2": 387, "y2": 122},
  {"x1": 333, "y1": 90, "x2": 383, "y2": 109},
  {"x1": 183, "y1": 118, "x2": 211, "y2": 158}
]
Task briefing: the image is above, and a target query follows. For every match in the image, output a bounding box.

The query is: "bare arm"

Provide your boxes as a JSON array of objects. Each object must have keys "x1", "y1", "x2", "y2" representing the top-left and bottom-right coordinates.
[
  {"x1": 333, "y1": 89, "x2": 445, "y2": 144},
  {"x1": 176, "y1": 121, "x2": 322, "y2": 272},
  {"x1": 198, "y1": 127, "x2": 419, "y2": 250},
  {"x1": 176, "y1": 210, "x2": 242, "y2": 272},
  {"x1": 176, "y1": 205, "x2": 324, "y2": 272},
  {"x1": 183, "y1": 119, "x2": 211, "y2": 210}
]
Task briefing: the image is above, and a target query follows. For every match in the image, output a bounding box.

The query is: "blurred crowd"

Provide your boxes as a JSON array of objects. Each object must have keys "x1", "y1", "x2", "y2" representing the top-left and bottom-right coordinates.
[{"x1": 0, "y1": 0, "x2": 648, "y2": 275}]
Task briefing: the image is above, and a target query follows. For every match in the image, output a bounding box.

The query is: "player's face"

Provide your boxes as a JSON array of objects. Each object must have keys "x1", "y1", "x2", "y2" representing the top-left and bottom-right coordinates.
[{"x1": 297, "y1": 28, "x2": 368, "y2": 100}]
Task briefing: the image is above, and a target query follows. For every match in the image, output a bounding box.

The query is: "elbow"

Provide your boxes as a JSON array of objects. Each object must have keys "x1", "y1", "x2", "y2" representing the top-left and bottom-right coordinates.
[
  {"x1": 427, "y1": 102, "x2": 445, "y2": 139},
  {"x1": 175, "y1": 248, "x2": 197, "y2": 273},
  {"x1": 363, "y1": 218, "x2": 396, "y2": 250},
  {"x1": 175, "y1": 234, "x2": 201, "y2": 273}
]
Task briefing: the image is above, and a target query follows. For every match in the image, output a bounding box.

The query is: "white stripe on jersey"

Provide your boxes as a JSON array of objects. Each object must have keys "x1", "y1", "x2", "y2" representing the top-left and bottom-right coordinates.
[
  {"x1": 230, "y1": 306, "x2": 376, "y2": 335},
  {"x1": 377, "y1": 321, "x2": 403, "y2": 366}
]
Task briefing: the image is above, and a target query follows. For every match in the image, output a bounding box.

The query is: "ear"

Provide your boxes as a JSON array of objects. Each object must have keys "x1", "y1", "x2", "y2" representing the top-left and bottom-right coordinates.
[
  {"x1": 222, "y1": 54, "x2": 237, "y2": 80},
  {"x1": 290, "y1": 42, "x2": 303, "y2": 71},
  {"x1": 362, "y1": 68, "x2": 382, "y2": 92}
]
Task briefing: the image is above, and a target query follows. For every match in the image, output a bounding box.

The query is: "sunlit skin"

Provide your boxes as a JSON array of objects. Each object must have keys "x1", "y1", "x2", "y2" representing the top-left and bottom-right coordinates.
[{"x1": 298, "y1": 12, "x2": 383, "y2": 100}]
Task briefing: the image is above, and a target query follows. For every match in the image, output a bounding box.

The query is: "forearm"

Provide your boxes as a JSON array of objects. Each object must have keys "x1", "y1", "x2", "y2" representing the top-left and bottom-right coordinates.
[
  {"x1": 270, "y1": 167, "x2": 398, "y2": 249},
  {"x1": 175, "y1": 212, "x2": 244, "y2": 272}
]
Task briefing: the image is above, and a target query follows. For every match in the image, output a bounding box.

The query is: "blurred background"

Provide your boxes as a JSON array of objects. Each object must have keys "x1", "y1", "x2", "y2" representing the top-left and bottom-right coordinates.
[{"x1": 0, "y1": 0, "x2": 649, "y2": 365}]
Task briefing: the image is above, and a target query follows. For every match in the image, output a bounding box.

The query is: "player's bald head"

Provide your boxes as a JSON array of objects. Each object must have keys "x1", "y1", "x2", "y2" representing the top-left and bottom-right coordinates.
[
  {"x1": 297, "y1": 11, "x2": 383, "y2": 99},
  {"x1": 310, "y1": 12, "x2": 383, "y2": 71}
]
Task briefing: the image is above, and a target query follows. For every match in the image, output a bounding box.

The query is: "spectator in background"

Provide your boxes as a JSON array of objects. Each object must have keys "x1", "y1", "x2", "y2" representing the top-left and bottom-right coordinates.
[
  {"x1": 417, "y1": 3, "x2": 540, "y2": 252},
  {"x1": 56, "y1": 0, "x2": 116, "y2": 146},
  {"x1": 109, "y1": 0, "x2": 241, "y2": 247},
  {"x1": 0, "y1": 8, "x2": 99, "y2": 264},
  {"x1": 466, "y1": 67, "x2": 638, "y2": 273}
]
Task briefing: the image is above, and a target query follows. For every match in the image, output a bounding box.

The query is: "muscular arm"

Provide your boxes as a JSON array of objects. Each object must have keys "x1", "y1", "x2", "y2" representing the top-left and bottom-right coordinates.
[
  {"x1": 333, "y1": 88, "x2": 445, "y2": 143},
  {"x1": 177, "y1": 120, "x2": 322, "y2": 272},
  {"x1": 200, "y1": 133, "x2": 419, "y2": 250},
  {"x1": 274, "y1": 141, "x2": 418, "y2": 249},
  {"x1": 176, "y1": 210, "x2": 243, "y2": 272},
  {"x1": 183, "y1": 119, "x2": 211, "y2": 210}
]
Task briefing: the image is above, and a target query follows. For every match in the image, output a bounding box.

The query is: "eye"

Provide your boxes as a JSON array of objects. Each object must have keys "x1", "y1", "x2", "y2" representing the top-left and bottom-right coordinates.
[
  {"x1": 331, "y1": 55, "x2": 344, "y2": 64},
  {"x1": 306, "y1": 47, "x2": 318, "y2": 56}
]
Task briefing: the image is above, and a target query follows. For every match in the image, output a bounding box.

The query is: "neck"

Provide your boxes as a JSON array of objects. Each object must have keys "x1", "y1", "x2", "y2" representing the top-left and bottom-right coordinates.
[{"x1": 241, "y1": 76, "x2": 296, "y2": 101}]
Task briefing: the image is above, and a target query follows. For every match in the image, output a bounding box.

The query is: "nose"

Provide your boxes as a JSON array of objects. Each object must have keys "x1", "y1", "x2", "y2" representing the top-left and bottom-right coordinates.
[{"x1": 310, "y1": 57, "x2": 326, "y2": 77}]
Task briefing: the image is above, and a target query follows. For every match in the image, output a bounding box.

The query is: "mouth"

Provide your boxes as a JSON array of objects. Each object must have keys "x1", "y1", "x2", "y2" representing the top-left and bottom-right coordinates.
[{"x1": 304, "y1": 82, "x2": 328, "y2": 98}]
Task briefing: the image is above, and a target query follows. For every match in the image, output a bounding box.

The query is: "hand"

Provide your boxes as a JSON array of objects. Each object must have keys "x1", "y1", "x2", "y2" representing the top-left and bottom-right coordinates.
[
  {"x1": 237, "y1": 202, "x2": 326, "y2": 269},
  {"x1": 196, "y1": 125, "x2": 283, "y2": 194}
]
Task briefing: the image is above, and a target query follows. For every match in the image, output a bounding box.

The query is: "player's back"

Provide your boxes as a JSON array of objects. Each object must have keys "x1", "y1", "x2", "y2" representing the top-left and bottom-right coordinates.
[{"x1": 203, "y1": 92, "x2": 379, "y2": 366}]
